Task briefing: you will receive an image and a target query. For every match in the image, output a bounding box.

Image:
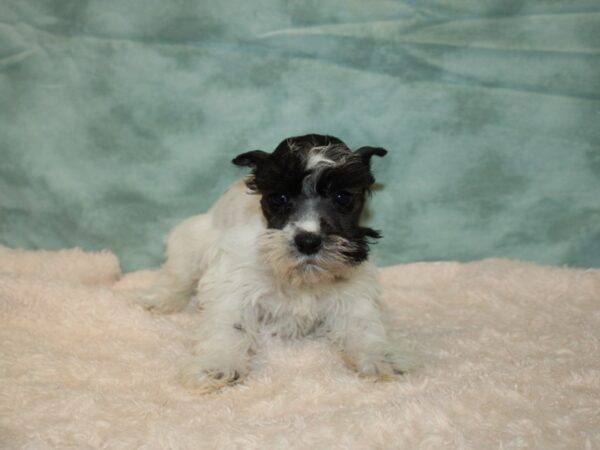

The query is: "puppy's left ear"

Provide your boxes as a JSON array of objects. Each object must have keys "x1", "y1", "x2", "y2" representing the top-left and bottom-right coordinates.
[
  {"x1": 355, "y1": 146, "x2": 388, "y2": 166},
  {"x1": 232, "y1": 150, "x2": 270, "y2": 169}
]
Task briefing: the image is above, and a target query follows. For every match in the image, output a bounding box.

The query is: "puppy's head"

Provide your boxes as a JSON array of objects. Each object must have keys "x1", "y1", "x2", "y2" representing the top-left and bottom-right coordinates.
[{"x1": 233, "y1": 134, "x2": 387, "y2": 285}]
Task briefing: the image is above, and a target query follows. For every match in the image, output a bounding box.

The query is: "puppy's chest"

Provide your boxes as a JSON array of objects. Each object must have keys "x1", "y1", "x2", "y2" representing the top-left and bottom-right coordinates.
[{"x1": 250, "y1": 289, "x2": 334, "y2": 339}]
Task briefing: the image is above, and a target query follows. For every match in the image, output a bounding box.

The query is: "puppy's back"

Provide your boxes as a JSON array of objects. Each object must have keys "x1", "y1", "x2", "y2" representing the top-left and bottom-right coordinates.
[{"x1": 209, "y1": 180, "x2": 264, "y2": 230}]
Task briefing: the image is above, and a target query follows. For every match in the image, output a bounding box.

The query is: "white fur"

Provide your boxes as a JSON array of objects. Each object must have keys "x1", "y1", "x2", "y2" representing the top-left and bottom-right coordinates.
[
  {"x1": 293, "y1": 205, "x2": 321, "y2": 233},
  {"x1": 306, "y1": 152, "x2": 335, "y2": 169},
  {"x1": 140, "y1": 180, "x2": 401, "y2": 392},
  {"x1": 294, "y1": 218, "x2": 320, "y2": 233}
]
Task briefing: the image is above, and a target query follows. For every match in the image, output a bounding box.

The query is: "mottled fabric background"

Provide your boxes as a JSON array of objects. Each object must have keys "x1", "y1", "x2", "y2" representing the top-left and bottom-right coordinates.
[{"x1": 1, "y1": 0, "x2": 599, "y2": 271}]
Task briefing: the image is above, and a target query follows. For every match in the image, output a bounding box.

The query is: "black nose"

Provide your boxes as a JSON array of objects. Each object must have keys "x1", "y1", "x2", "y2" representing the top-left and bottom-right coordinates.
[{"x1": 294, "y1": 232, "x2": 322, "y2": 255}]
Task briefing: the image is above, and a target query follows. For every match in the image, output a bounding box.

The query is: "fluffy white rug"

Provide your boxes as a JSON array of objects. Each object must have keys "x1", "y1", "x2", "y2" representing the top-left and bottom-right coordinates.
[{"x1": 1, "y1": 246, "x2": 599, "y2": 449}]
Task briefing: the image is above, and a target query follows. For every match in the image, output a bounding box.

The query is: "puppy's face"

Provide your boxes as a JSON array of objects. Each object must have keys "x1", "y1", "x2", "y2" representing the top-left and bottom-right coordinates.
[{"x1": 233, "y1": 134, "x2": 387, "y2": 285}]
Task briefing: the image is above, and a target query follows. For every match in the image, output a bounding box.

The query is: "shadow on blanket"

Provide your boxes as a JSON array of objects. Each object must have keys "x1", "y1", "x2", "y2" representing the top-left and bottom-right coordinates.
[{"x1": 1, "y1": 245, "x2": 599, "y2": 448}]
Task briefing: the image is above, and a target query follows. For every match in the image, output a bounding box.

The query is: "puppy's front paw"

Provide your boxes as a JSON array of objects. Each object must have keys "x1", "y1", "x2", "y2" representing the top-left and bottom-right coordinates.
[
  {"x1": 138, "y1": 291, "x2": 189, "y2": 314},
  {"x1": 343, "y1": 352, "x2": 404, "y2": 381},
  {"x1": 179, "y1": 360, "x2": 246, "y2": 393}
]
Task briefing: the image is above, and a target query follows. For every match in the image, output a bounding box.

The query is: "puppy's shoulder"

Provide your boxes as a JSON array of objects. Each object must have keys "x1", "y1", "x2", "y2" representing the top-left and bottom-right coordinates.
[
  {"x1": 333, "y1": 261, "x2": 381, "y2": 301},
  {"x1": 210, "y1": 179, "x2": 264, "y2": 229}
]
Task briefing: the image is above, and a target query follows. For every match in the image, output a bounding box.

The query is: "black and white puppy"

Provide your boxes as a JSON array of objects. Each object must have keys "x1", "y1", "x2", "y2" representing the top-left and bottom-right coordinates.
[{"x1": 141, "y1": 134, "x2": 403, "y2": 392}]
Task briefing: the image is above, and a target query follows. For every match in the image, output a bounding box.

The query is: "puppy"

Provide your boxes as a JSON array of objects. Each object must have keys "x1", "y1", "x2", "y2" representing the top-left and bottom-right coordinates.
[{"x1": 141, "y1": 134, "x2": 403, "y2": 392}]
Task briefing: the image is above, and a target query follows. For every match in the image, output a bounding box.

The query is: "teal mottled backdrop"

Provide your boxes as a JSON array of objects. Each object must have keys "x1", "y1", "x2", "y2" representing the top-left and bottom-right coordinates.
[{"x1": 1, "y1": 0, "x2": 599, "y2": 271}]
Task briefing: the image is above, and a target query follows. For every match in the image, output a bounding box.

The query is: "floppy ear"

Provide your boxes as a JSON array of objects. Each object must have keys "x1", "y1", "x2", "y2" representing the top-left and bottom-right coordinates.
[
  {"x1": 232, "y1": 150, "x2": 270, "y2": 169},
  {"x1": 355, "y1": 146, "x2": 388, "y2": 166}
]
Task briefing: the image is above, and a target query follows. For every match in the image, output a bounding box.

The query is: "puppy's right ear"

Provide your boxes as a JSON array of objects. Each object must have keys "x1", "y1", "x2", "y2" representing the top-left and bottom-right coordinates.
[{"x1": 232, "y1": 150, "x2": 270, "y2": 169}]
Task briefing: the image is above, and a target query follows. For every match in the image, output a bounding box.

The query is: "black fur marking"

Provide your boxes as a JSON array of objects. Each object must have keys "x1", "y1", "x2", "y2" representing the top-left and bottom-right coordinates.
[
  {"x1": 233, "y1": 134, "x2": 387, "y2": 264},
  {"x1": 276, "y1": 134, "x2": 344, "y2": 152},
  {"x1": 355, "y1": 146, "x2": 388, "y2": 166},
  {"x1": 316, "y1": 160, "x2": 376, "y2": 194},
  {"x1": 232, "y1": 150, "x2": 270, "y2": 169}
]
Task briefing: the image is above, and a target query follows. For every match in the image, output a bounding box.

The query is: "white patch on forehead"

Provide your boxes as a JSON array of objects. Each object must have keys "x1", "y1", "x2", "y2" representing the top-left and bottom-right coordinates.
[{"x1": 306, "y1": 146, "x2": 336, "y2": 170}]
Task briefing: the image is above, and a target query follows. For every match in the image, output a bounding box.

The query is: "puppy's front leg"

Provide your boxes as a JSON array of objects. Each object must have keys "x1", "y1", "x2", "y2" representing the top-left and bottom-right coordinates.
[
  {"x1": 180, "y1": 295, "x2": 254, "y2": 393},
  {"x1": 330, "y1": 296, "x2": 403, "y2": 380}
]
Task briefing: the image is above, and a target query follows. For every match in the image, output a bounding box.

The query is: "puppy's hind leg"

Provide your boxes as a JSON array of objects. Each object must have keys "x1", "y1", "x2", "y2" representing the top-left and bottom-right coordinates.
[{"x1": 140, "y1": 214, "x2": 217, "y2": 314}]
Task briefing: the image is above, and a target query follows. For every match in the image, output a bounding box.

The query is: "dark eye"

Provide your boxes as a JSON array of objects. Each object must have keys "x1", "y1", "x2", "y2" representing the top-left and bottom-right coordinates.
[
  {"x1": 333, "y1": 191, "x2": 354, "y2": 207},
  {"x1": 266, "y1": 193, "x2": 289, "y2": 208}
]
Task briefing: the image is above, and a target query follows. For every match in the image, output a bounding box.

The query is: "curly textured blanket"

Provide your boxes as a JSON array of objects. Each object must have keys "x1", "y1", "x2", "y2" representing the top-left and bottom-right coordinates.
[{"x1": 1, "y1": 246, "x2": 599, "y2": 449}]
